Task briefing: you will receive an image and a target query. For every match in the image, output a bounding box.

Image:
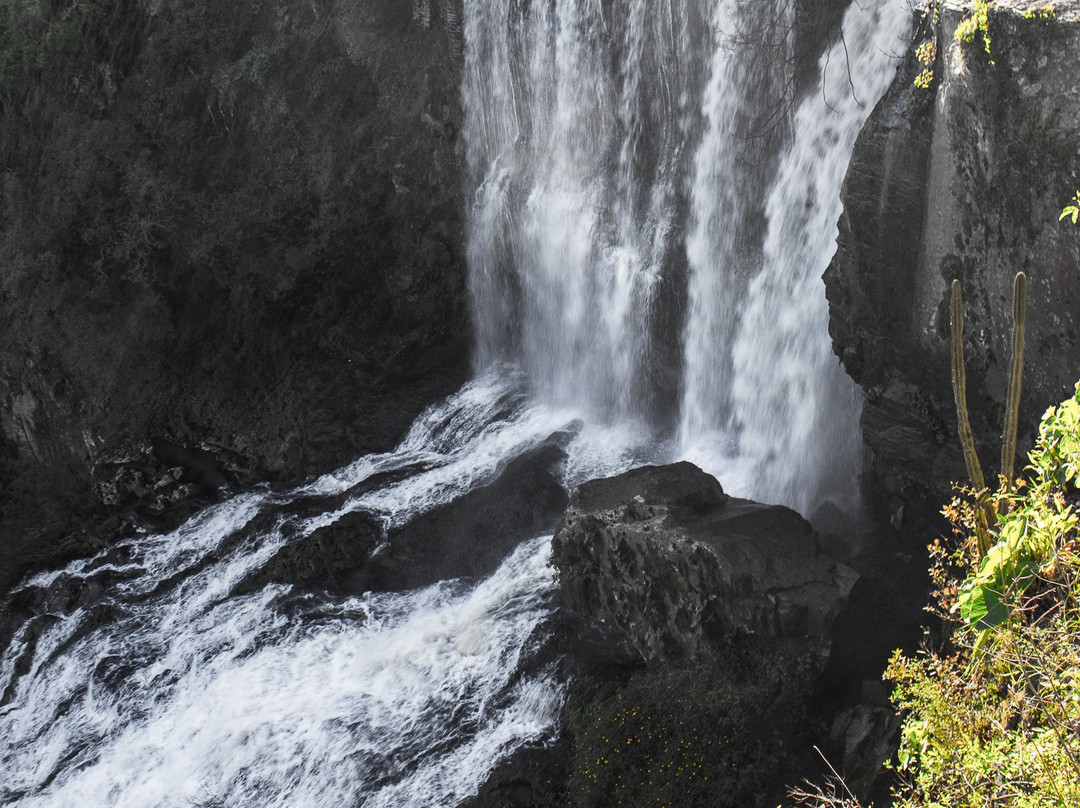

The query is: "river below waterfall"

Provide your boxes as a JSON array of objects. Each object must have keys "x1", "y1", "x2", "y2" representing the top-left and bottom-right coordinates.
[{"x1": 1, "y1": 0, "x2": 910, "y2": 804}]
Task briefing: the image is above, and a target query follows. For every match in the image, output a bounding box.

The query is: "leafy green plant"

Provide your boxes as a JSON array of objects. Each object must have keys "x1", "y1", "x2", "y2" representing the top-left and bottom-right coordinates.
[
  {"x1": 913, "y1": 40, "x2": 937, "y2": 90},
  {"x1": 1061, "y1": 190, "x2": 1080, "y2": 224},
  {"x1": 954, "y1": 1, "x2": 994, "y2": 65},
  {"x1": 887, "y1": 382, "x2": 1080, "y2": 808},
  {"x1": 953, "y1": 384, "x2": 1077, "y2": 644},
  {"x1": 1022, "y1": 5, "x2": 1055, "y2": 21}
]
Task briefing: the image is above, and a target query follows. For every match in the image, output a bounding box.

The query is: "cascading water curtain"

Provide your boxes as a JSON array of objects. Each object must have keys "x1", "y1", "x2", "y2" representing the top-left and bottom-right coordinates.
[
  {"x1": 679, "y1": 0, "x2": 911, "y2": 516},
  {"x1": 462, "y1": 0, "x2": 705, "y2": 420},
  {"x1": 727, "y1": 0, "x2": 913, "y2": 516},
  {"x1": 465, "y1": 0, "x2": 910, "y2": 517}
]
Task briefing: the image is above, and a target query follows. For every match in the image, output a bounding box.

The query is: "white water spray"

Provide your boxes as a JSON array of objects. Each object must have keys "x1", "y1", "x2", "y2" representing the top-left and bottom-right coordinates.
[
  {"x1": 1, "y1": 2, "x2": 914, "y2": 805},
  {"x1": 680, "y1": 0, "x2": 911, "y2": 514},
  {"x1": 464, "y1": 0, "x2": 702, "y2": 418}
]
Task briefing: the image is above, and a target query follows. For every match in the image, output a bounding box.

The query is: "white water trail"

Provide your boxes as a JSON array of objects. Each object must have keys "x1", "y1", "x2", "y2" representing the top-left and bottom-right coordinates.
[
  {"x1": 680, "y1": 0, "x2": 911, "y2": 515},
  {"x1": 464, "y1": 0, "x2": 699, "y2": 419},
  {"x1": 726, "y1": 0, "x2": 913, "y2": 514},
  {"x1": 3, "y1": 373, "x2": 653, "y2": 808},
  {"x1": 679, "y1": 0, "x2": 796, "y2": 447}
]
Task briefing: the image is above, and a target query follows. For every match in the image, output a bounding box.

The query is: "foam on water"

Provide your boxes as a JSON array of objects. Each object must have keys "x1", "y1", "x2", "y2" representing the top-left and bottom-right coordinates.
[
  {"x1": 0, "y1": 370, "x2": 656, "y2": 807},
  {"x1": 0, "y1": 2, "x2": 915, "y2": 804}
]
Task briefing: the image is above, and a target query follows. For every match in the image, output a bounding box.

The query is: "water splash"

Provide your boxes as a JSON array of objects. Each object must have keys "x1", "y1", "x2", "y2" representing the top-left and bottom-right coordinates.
[
  {"x1": 0, "y1": 371, "x2": 663, "y2": 807},
  {"x1": 465, "y1": 0, "x2": 910, "y2": 515}
]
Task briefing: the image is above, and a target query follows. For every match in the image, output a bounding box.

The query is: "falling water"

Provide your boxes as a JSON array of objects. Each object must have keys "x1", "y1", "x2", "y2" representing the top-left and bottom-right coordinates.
[
  {"x1": 2, "y1": 1, "x2": 914, "y2": 805},
  {"x1": 463, "y1": 0, "x2": 707, "y2": 418},
  {"x1": 1, "y1": 373, "x2": 650, "y2": 807},
  {"x1": 466, "y1": 0, "x2": 911, "y2": 513},
  {"x1": 678, "y1": 0, "x2": 796, "y2": 447},
  {"x1": 680, "y1": 0, "x2": 913, "y2": 514},
  {"x1": 726, "y1": 0, "x2": 913, "y2": 514}
]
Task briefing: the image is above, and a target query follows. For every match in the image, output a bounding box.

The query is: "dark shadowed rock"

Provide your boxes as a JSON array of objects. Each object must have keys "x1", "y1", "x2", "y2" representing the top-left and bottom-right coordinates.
[
  {"x1": 370, "y1": 443, "x2": 570, "y2": 592},
  {"x1": 248, "y1": 509, "x2": 385, "y2": 593},
  {"x1": 552, "y1": 461, "x2": 858, "y2": 666},
  {"x1": 826, "y1": 3, "x2": 1080, "y2": 539}
]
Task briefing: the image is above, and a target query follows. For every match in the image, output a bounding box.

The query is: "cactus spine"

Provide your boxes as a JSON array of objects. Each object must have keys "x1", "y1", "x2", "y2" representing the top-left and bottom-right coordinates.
[{"x1": 999, "y1": 271, "x2": 1027, "y2": 492}]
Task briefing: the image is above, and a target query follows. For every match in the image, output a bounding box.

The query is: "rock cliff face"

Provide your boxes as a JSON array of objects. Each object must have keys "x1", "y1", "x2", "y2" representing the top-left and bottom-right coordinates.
[
  {"x1": 826, "y1": 0, "x2": 1080, "y2": 531},
  {"x1": 0, "y1": 0, "x2": 470, "y2": 589},
  {"x1": 551, "y1": 462, "x2": 858, "y2": 665}
]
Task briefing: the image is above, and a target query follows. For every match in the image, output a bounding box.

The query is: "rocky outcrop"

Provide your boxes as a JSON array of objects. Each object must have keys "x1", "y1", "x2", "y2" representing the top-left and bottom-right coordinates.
[
  {"x1": 365, "y1": 442, "x2": 570, "y2": 592},
  {"x1": 474, "y1": 462, "x2": 861, "y2": 808},
  {"x1": 551, "y1": 461, "x2": 858, "y2": 665},
  {"x1": 235, "y1": 439, "x2": 570, "y2": 596},
  {"x1": 826, "y1": 1, "x2": 1080, "y2": 532},
  {"x1": 0, "y1": 0, "x2": 470, "y2": 590}
]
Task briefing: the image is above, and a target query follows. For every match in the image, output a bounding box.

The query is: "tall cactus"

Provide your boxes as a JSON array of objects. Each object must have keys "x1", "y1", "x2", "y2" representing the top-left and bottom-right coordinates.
[
  {"x1": 999, "y1": 271, "x2": 1027, "y2": 492},
  {"x1": 951, "y1": 279, "x2": 986, "y2": 492},
  {"x1": 949, "y1": 272, "x2": 1028, "y2": 557}
]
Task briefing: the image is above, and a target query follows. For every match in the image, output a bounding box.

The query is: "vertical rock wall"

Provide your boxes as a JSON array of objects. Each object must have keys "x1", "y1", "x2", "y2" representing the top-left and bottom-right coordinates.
[
  {"x1": 827, "y1": 0, "x2": 1080, "y2": 531},
  {"x1": 0, "y1": 0, "x2": 470, "y2": 589}
]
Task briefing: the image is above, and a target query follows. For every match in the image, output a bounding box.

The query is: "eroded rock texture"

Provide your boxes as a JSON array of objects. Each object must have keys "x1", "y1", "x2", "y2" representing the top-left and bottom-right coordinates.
[
  {"x1": 552, "y1": 461, "x2": 858, "y2": 665},
  {"x1": 0, "y1": 0, "x2": 470, "y2": 589},
  {"x1": 827, "y1": 1, "x2": 1080, "y2": 533}
]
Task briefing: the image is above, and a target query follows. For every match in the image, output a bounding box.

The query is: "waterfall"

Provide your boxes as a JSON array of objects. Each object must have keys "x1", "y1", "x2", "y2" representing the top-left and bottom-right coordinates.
[
  {"x1": 680, "y1": 0, "x2": 913, "y2": 514},
  {"x1": 466, "y1": 0, "x2": 911, "y2": 513},
  {"x1": 463, "y1": 0, "x2": 706, "y2": 419},
  {"x1": 678, "y1": 0, "x2": 796, "y2": 450},
  {"x1": 1, "y1": 1, "x2": 914, "y2": 804},
  {"x1": 725, "y1": 0, "x2": 913, "y2": 514},
  {"x1": 1, "y1": 375, "x2": 579, "y2": 808}
]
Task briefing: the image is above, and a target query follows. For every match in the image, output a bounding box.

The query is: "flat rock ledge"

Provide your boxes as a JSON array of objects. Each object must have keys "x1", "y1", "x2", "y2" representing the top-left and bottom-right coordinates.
[{"x1": 551, "y1": 461, "x2": 859, "y2": 665}]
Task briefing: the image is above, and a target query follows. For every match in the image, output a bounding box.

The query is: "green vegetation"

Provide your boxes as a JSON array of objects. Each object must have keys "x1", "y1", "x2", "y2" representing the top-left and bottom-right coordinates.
[
  {"x1": 955, "y1": 1, "x2": 994, "y2": 65},
  {"x1": 792, "y1": 380, "x2": 1080, "y2": 808},
  {"x1": 1022, "y1": 5, "x2": 1055, "y2": 22},
  {"x1": 1061, "y1": 191, "x2": 1080, "y2": 224},
  {"x1": 912, "y1": 2, "x2": 941, "y2": 90},
  {"x1": 913, "y1": 40, "x2": 937, "y2": 90},
  {"x1": 886, "y1": 382, "x2": 1080, "y2": 806}
]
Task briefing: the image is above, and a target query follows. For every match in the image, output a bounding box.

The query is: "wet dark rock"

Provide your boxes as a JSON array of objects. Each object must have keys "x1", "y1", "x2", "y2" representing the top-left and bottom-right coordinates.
[
  {"x1": 371, "y1": 442, "x2": 571, "y2": 592},
  {"x1": 459, "y1": 734, "x2": 572, "y2": 808},
  {"x1": 236, "y1": 440, "x2": 570, "y2": 598},
  {"x1": 248, "y1": 509, "x2": 385, "y2": 593},
  {"x1": 0, "y1": 0, "x2": 471, "y2": 593},
  {"x1": 829, "y1": 691, "x2": 903, "y2": 802},
  {"x1": 552, "y1": 461, "x2": 858, "y2": 666},
  {"x1": 90, "y1": 443, "x2": 254, "y2": 540}
]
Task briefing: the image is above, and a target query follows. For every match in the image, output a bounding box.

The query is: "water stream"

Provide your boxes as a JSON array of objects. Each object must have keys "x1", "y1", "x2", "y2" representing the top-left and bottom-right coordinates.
[{"x1": 1, "y1": 1, "x2": 911, "y2": 804}]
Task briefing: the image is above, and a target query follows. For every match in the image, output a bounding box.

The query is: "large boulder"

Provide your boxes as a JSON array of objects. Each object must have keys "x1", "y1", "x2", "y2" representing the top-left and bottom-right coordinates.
[{"x1": 551, "y1": 461, "x2": 858, "y2": 666}]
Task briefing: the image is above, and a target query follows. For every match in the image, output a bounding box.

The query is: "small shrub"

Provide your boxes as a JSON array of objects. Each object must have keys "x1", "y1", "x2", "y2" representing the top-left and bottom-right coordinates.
[
  {"x1": 886, "y1": 382, "x2": 1080, "y2": 807},
  {"x1": 1060, "y1": 190, "x2": 1080, "y2": 224},
  {"x1": 913, "y1": 40, "x2": 937, "y2": 90},
  {"x1": 954, "y1": 1, "x2": 994, "y2": 65}
]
